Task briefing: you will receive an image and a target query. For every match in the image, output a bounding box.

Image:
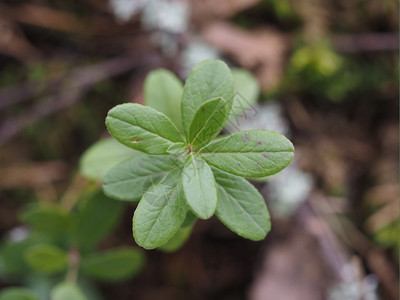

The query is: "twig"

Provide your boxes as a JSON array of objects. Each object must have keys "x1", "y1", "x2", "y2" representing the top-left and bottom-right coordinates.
[
  {"x1": 60, "y1": 174, "x2": 87, "y2": 212},
  {"x1": 0, "y1": 55, "x2": 153, "y2": 146},
  {"x1": 0, "y1": 75, "x2": 65, "y2": 110},
  {"x1": 297, "y1": 197, "x2": 350, "y2": 281},
  {"x1": 0, "y1": 87, "x2": 87, "y2": 147},
  {"x1": 308, "y1": 192, "x2": 399, "y2": 300}
]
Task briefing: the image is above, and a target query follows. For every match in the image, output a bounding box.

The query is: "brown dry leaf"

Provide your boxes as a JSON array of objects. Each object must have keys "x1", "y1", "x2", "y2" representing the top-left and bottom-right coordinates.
[{"x1": 202, "y1": 22, "x2": 289, "y2": 90}]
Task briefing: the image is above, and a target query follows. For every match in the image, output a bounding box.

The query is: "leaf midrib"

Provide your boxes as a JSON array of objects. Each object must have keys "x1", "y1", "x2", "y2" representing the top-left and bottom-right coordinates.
[
  {"x1": 190, "y1": 155, "x2": 209, "y2": 215},
  {"x1": 190, "y1": 101, "x2": 222, "y2": 145},
  {"x1": 105, "y1": 170, "x2": 170, "y2": 184},
  {"x1": 200, "y1": 150, "x2": 294, "y2": 154},
  {"x1": 108, "y1": 116, "x2": 181, "y2": 144}
]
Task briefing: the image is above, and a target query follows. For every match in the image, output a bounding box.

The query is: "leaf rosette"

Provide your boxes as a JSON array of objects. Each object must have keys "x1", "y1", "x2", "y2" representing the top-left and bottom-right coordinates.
[{"x1": 103, "y1": 59, "x2": 294, "y2": 249}]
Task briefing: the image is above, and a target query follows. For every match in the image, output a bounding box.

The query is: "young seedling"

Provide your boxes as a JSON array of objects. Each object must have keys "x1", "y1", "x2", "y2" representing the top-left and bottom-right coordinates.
[{"x1": 103, "y1": 59, "x2": 294, "y2": 249}]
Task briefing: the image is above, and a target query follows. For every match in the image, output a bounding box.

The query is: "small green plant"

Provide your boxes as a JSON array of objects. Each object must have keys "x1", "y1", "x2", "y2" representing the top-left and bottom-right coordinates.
[
  {"x1": 0, "y1": 189, "x2": 145, "y2": 300},
  {"x1": 102, "y1": 59, "x2": 294, "y2": 249}
]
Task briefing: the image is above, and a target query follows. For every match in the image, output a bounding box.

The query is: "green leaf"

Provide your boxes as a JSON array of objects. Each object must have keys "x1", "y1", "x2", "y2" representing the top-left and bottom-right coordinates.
[
  {"x1": 79, "y1": 137, "x2": 141, "y2": 181},
  {"x1": 0, "y1": 288, "x2": 40, "y2": 300},
  {"x1": 0, "y1": 238, "x2": 35, "y2": 277},
  {"x1": 213, "y1": 168, "x2": 271, "y2": 240},
  {"x1": 82, "y1": 248, "x2": 145, "y2": 281},
  {"x1": 167, "y1": 142, "x2": 187, "y2": 155},
  {"x1": 106, "y1": 103, "x2": 185, "y2": 155},
  {"x1": 20, "y1": 204, "x2": 75, "y2": 235},
  {"x1": 158, "y1": 225, "x2": 192, "y2": 252},
  {"x1": 229, "y1": 68, "x2": 259, "y2": 120},
  {"x1": 24, "y1": 273, "x2": 55, "y2": 300},
  {"x1": 156, "y1": 211, "x2": 196, "y2": 252},
  {"x1": 103, "y1": 155, "x2": 181, "y2": 201},
  {"x1": 51, "y1": 282, "x2": 87, "y2": 300},
  {"x1": 76, "y1": 190, "x2": 123, "y2": 248},
  {"x1": 181, "y1": 210, "x2": 197, "y2": 227},
  {"x1": 70, "y1": 280, "x2": 102, "y2": 300},
  {"x1": 133, "y1": 169, "x2": 187, "y2": 249},
  {"x1": 24, "y1": 244, "x2": 68, "y2": 274},
  {"x1": 181, "y1": 59, "x2": 234, "y2": 137},
  {"x1": 200, "y1": 130, "x2": 294, "y2": 178},
  {"x1": 188, "y1": 97, "x2": 229, "y2": 150},
  {"x1": 144, "y1": 69, "x2": 183, "y2": 130},
  {"x1": 182, "y1": 154, "x2": 217, "y2": 219}
]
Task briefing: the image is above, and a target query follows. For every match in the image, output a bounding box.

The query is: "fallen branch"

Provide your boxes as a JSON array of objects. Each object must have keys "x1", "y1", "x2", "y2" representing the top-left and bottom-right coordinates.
[{"x1": 0, "y1": 55, "x2": 157, "y2": 146}]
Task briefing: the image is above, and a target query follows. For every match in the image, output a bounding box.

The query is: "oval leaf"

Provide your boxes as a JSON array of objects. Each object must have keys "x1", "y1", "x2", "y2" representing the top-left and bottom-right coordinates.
[
  {"x1": 0, "y1": 239, "x2": 33, "y2": 277},
  {"x1": 103, "y1": 155, "x2": 181, "y2": 201},
  {"x1": 24, "y1": 244, "x2": 68, "y2": 274},
  {"x1": 182, "y1": 154, "x2": 217, "y2": 219},
  {"x1": 20, "y1": 204, "x2": 74, "y2": 236},
  {"x1": 181, "y1": 59, "x2": 234, "y2": 137},
  {"x1": 82, "y1": 248, "x2": 145, "y2": 281},
  {"x1": 229, "y1": 68, "x2": 259, "y2": 119},
  {"x1": 76, "y1": 190, "x2": 123, "y2": 248},
  {"x1": 133, "y1": 170, "x2": 187, "y2": 249},
  {"x1": 80, "y1": 138, "x2": 141, "y2": 181},
  {"x1": 158, "y1": 226, "x2": 192, "y2": 252},
  {"x1": 0, "y1": 288, "x2": 40, "y2": 300},
  {"x1": 213, "y1": 168, "x2": 271, "y2": 240},
  {"x1": 51, "y1": 283, "x2": 87, "y2": 300},
  {"x1": 188, "y1": 97, "x2": 229, "y2": 150},
  {"x1": 106, "y1": 103, "x2": 185, "y2": 154},
  {"x1": 0, "y1": 232, "x2": 56, "y2": 278},
  {"x1": 181, "y1": 210, "x2": 197, "y2": 228},
  {"x1": 200, "y1": 130, "x2": 294, "y2": 178},
  {"x1": 144, "y1": 69, "x2": 183, "y2": 130}
]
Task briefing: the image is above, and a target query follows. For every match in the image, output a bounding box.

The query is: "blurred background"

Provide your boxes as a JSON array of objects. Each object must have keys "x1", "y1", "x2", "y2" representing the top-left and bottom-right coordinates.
[{"x1": 0, "y1": 0, "x2": 398, "y2": 299}]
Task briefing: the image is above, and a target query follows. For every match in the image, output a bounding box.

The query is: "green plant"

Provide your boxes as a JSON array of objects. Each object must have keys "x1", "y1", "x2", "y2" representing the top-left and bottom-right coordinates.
[
  {"x1": 0, "y1": 188, "x2": 145, "y2": 300},
  {"x1": 102, "y1": 59, "x2": 294, "y2": 249}
]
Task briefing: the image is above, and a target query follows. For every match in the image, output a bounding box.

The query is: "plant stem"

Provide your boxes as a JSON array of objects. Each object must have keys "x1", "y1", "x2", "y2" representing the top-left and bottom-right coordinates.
[
  {"x1": 66, "y1": 247, "x2": 80, "y2": 283},
  {"x1": 60, "y1": 173, "x2": 87, "y2": 212}
]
